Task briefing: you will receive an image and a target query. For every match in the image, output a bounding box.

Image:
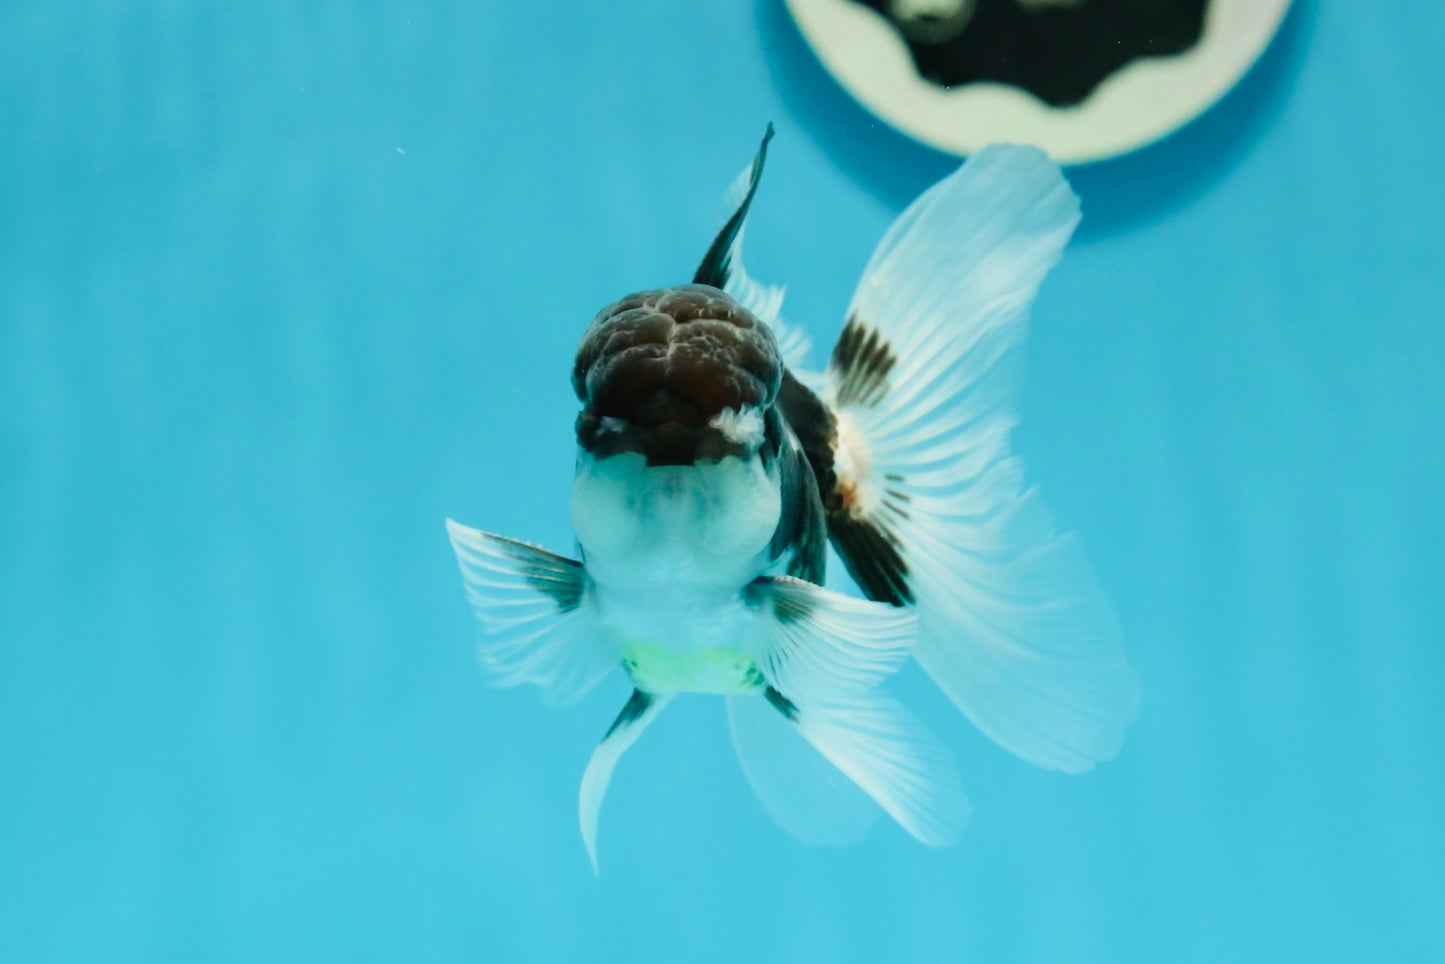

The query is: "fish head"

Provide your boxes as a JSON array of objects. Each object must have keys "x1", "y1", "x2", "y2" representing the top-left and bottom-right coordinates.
[
  {"x1": 569, "y1": 284, "x2": 787, "y2": 587},
  {"x1": 572, "y1": 283, "x2": 782, "y2": 467}
]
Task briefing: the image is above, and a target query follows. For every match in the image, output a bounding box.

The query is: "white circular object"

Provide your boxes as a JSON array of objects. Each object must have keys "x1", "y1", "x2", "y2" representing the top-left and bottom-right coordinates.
[{"x1": 783, "y1": 0, "x2": 1294, "y2": 164}]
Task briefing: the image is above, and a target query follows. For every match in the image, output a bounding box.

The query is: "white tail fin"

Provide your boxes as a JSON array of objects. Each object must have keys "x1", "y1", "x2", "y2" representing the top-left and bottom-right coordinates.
[
  {"x1": 733, "y1": 577, "x2": 968, "y2": 846},
  {"x1": 445, "y1": 519, "x2": 617, "y2": 706},
  {"x1": 821, "y1": 145, "x2": 1140, "y2": 773}
]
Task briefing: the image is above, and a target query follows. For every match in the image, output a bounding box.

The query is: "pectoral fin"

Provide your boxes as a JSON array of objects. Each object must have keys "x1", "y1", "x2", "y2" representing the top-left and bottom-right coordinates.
[
  {"x1": 747, "y1": 575, "x2": 914, "y2": 701},
  {"x1": 446, "y1": 519, "x2": 617, "y2": 706}
]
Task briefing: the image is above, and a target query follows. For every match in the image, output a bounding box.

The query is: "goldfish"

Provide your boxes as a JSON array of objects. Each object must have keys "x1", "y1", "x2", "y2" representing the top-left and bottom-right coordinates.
[{"x1": 447, "y1": 127, "x2": 1138, "y2": 871}]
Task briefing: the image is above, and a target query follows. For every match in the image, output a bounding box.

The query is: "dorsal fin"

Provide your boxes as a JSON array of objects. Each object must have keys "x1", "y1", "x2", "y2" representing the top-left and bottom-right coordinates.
[{"x1": 693, "y1": 123, "x2": 774, "y2": 288}]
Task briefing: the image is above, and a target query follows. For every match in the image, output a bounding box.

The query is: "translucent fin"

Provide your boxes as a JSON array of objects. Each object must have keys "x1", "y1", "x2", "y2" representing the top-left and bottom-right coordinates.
[
  {"x1": 771, "y1": 689, "x2": 969, "y2": 847},
  {"x1": 727, "y1": 692, "x2": 879, "y2": 846},
  {"x1": 822, "y1": 145, "x2": 1140, "y2": 773},
  {"x1": 445, "y1": 519, "x2": 616, "y2": 706},
  {"x1": 707, "y1": 125, "x2": 813, "y2": 370},
  {"x1": 747, "y1": 575, "x2": 915, "y2": 701},
  {"x1": 732, "y1": 577, "x2": 961, "y2": 845},
  {"x1": 579, "y1": 689, "x2": 671, "y2": 875}
]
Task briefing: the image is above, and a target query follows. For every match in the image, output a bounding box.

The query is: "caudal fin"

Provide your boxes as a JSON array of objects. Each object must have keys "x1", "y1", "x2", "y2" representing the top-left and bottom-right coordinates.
[{"x1": 818, "y1": 145, "x2": 1140, "y2": 773}]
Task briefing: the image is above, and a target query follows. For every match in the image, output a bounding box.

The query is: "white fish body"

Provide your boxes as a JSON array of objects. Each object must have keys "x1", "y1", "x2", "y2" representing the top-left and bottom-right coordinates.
[{"x1": 572, "y1": 451, "x2": 780, "y2": 693}]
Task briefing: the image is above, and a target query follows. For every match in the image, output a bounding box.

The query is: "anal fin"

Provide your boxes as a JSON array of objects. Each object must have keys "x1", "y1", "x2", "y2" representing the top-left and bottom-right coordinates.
[{"x1": 579, "y1": 689, "x2": 672, "y2": 874}]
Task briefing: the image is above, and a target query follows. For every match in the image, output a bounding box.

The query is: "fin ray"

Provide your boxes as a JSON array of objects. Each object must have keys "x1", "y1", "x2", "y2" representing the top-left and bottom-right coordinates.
[
  {"x1": 735, "y1": 576, "x2": 964, "y2": 844},
  {"x1": 776, "y1": 689, "x2": 969, "y2": 847},
  {"x1": 822, "y1": 145, "x2": 1140, "y2": 772},
  {"x1": 445, "y1": 519, "x2": 616, "y2": 706},
  {"x1": 748, "y1": 575, "x2": 915, "y2": 701},
  {"x1": 727, "y1": 693, "x2": 880, "y2": 846}
]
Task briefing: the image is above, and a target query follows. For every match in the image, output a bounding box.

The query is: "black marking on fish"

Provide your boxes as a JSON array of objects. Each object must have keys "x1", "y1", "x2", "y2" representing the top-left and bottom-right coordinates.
[
  {"x1": 829, "y1": 511, "x2": 913, "y2": 607},
  {"x1": 491, "y1": 536, "x2": 585, "y2": 612},
  {"x1": 768, "y1": 407, "x2": 829, "y2": 585},
  {"x1": 883, "y1": 489, "x2": 911, "y2": 517},
  {"x1": 764, "y1": 685, "x2": 798, "y2": 722},
  {"x1": 573, "y1": 285, "x2": 782, "y2": 467},
  {"x1": 693, "y1": 123, "x2": 774, "y2": 289},
  {"x1": 749, "y1": 575, "x2": 817, "y2": 627},
  {"x1": 776, "y1": 369, "x2": 840, "y2": 500},
  {"x1": 830, "y1": 315, "x2": 896, "y2": 408},
  {"x1": 774, "y1": 366, "x2": 913, "y2": 606},
  {"x1": 603, "y1": 689, "x2": 653, "y2": 741},
  {"x1": 852, "y1": 0, "x2": 1208, "y2": 109}
]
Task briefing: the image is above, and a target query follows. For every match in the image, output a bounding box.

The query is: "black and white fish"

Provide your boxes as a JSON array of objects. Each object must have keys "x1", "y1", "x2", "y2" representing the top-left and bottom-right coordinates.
[{"x1": 447, "y1": 127, "x2": 1139, "y2": 871}]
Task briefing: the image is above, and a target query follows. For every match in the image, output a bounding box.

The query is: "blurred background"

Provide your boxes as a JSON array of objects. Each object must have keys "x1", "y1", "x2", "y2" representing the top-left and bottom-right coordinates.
[{"x1": 2, "y1": 1, "x2": 1442, "y2": 961}]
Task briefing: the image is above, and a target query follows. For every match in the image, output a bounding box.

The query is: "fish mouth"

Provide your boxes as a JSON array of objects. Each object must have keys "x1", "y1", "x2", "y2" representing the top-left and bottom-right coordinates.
[{"x1": 573, "y1": 284, "x2": 781, "y2": 466}]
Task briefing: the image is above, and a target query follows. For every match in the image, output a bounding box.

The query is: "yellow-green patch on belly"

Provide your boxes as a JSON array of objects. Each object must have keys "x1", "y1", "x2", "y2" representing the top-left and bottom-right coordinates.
[{"x1": 621, "y1": 643, "x2": 765, "y2": 694}]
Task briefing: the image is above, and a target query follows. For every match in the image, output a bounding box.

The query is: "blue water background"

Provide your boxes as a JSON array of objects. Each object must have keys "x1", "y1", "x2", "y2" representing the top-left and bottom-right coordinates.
[{"x1": 2, "y1": 2, "x2": 1442, "y2": 960}]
